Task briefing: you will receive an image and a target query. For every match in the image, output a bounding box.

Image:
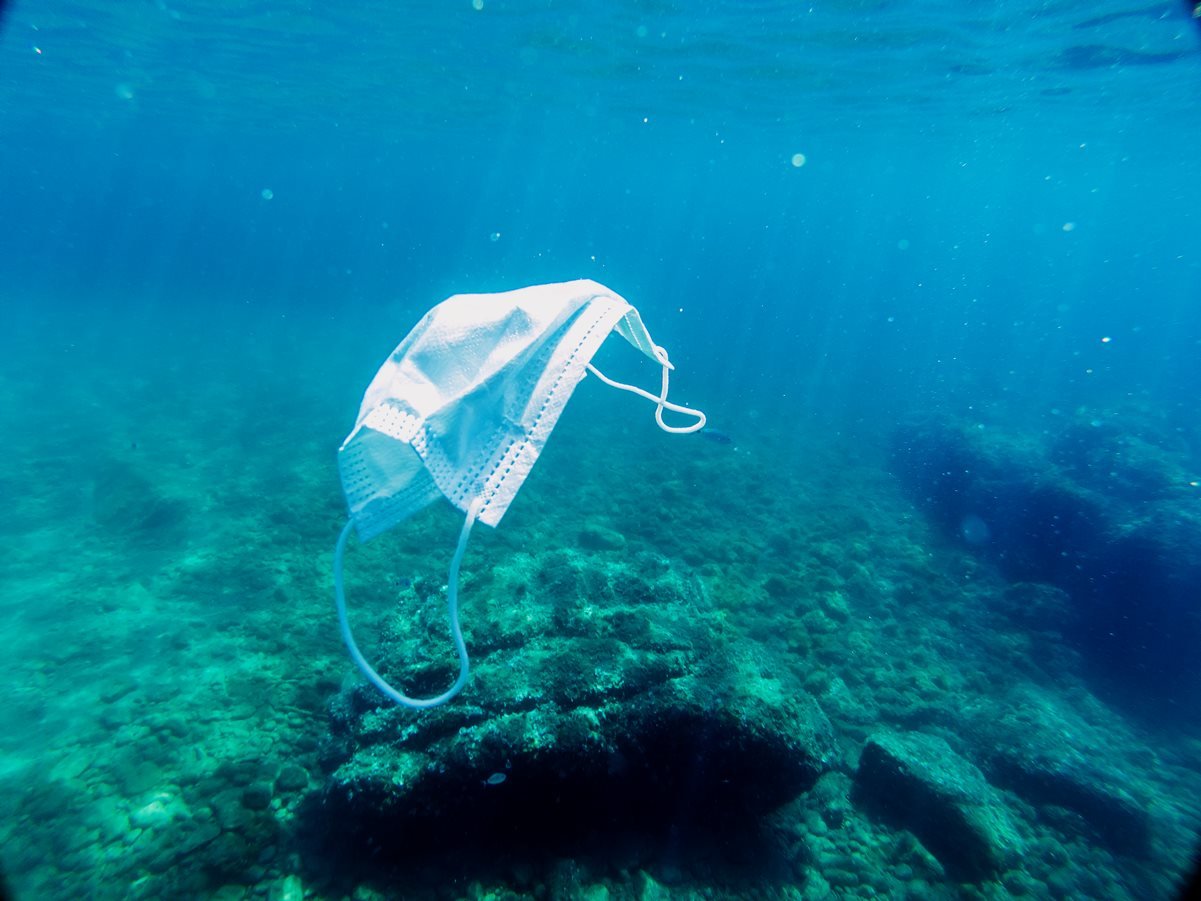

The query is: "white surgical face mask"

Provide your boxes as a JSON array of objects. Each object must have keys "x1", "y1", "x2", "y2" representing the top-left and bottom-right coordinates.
[{"x1": 334, "y1": 279, "x2": 705, "y2": 709}]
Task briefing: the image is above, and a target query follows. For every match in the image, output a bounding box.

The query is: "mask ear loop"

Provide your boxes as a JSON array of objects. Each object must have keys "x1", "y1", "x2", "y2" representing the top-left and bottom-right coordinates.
[
  {"x1": 586, "y1": 345, "x2": 707, "y2": 434},
  {"x1": 334, "y1": 497, "x2": 483, "y2": 709}
]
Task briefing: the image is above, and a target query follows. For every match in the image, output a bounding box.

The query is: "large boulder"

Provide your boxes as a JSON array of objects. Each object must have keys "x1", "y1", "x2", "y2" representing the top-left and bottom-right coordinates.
[
  {"x1": 852, "y1": 730, "x2": 1023, "y2": 881},
  {"x1": 969, "y1": 686, "x2": 1152, "y2": 855},
  {"x1": 308, "y1": 544, "x2": 836, "y2": 861}
]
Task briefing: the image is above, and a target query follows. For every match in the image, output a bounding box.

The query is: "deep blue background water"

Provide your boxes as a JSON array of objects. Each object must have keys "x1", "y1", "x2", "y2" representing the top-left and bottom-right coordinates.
[{"x1": 3, "y1": 2, "x2": 1199, "y2": 442}]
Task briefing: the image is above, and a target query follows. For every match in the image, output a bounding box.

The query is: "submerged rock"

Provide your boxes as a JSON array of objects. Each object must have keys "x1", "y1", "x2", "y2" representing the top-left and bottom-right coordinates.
[
  {"x1": 970, "y1": 686, "x2": 1152, "y2": 856},
  {"x1": 989, "y1": 749, "x2": 1149, "y2": 855},
  {"x1": 309, "y1": 548, "x2": 835, "y2": 859},
  {"x1": 890, "y1": 414, "x2": 1201, "y2": 685},
  {"x1": 90, "y1": 460, "x2": 189, "y2": 548},
  {"x1": 241, "y1": 782, "x2": 273, "y2": 812},
  {"x1": 274, "y1": 764, "x2": 309, "y2": 794},
  {"x1": 852, "y1": 730, "x2": 1022, "y2": 881}
]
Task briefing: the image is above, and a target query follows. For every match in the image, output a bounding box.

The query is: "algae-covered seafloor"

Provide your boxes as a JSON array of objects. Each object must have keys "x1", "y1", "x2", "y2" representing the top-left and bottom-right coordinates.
[{"x1": 1, "y1": 312, "x2": 1199, "y2": 901}]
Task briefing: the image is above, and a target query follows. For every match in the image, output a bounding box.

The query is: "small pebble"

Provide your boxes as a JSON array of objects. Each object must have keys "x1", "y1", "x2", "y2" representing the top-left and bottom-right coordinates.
[
  {"x1": 242, "y1": 782, "x2": 273, "y2": 811},
  {"x1": 275, "y1": 764, "x2": 309, "y2": 793}
]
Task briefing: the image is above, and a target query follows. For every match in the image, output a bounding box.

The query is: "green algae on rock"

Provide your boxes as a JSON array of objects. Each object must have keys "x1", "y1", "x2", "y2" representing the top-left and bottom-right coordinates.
[{"x1": 310, "y1": 547, "x2": 836, "y2": 859}]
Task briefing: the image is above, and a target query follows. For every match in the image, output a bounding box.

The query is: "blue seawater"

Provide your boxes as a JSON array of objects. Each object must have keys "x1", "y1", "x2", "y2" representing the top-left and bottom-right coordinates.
[{"x1": 1, "y1": 3, "x2": 1199, "y2": 899}]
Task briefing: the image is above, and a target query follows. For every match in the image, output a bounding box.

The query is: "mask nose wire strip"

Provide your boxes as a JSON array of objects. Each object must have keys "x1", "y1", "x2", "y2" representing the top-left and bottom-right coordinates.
[
  {"x1": 333, "y1": 496, "x2": 483, "y2": 709},
  {"x1": 585, "y1": 346, "x2": 706, "y2": 434}
]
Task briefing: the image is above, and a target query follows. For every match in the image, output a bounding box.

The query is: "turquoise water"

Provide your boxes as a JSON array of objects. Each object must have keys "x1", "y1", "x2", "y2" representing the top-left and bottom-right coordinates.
[{"x1": 2, "y1": 2, "x2": 1200, "y2": 899}]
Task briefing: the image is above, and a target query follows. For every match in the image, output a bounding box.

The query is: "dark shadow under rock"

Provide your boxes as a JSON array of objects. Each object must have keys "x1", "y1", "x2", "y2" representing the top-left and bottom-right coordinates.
[
  {"x1": 90, "y1": 460, "x2": 189, "y2": 549},
  {"x1": 301, "y1": 547, "x2": 835, "y2": 893},
  {"x1": 852, "y1": 730, "x2": 1023, "y2": 882}
]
